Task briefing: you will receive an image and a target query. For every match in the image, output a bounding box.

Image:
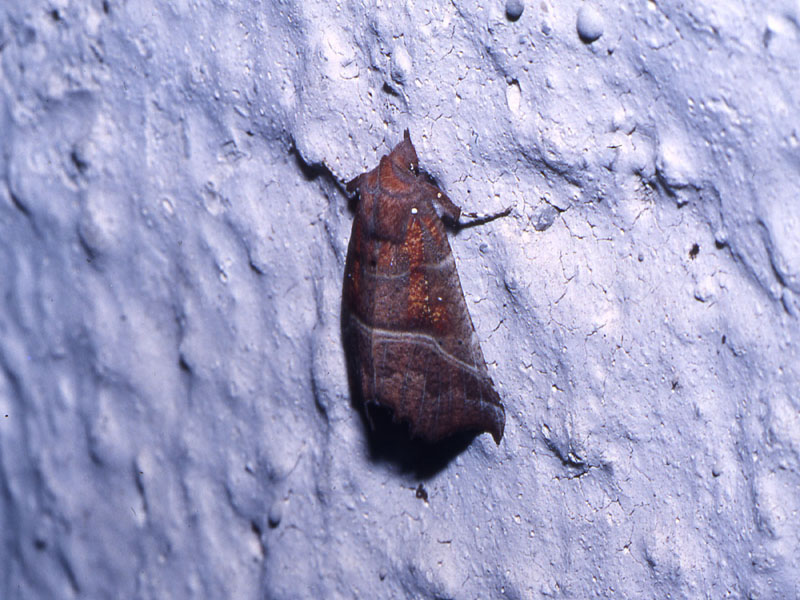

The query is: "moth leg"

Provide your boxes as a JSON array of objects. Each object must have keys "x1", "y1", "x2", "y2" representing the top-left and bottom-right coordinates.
[
  {"x1": 424, "y1": 180, "x2": 513, "y2": 227},
  {"x1": 459, "y1": 204, "x2": 513, "y2": 227},
  {"x1": 461, "y1": 204, "x2": 513, "y2": 221}
]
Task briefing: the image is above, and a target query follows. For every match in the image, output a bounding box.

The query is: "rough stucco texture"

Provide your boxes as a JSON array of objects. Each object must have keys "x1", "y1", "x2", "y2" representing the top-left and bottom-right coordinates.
[{"x1": 1, "y1": 0, "x2": 800, "y2": 598}]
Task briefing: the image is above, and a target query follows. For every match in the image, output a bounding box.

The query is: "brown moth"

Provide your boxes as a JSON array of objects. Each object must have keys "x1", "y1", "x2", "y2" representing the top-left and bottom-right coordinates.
[{"x1": 343, "y1": 130, "x2": 505, "y2": 444}]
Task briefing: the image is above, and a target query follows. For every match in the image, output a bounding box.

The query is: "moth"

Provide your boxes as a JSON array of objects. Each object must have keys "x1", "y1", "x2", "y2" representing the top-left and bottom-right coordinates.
[{"x1": 343, "y1": 130, "x2": 505, "y2": 444}]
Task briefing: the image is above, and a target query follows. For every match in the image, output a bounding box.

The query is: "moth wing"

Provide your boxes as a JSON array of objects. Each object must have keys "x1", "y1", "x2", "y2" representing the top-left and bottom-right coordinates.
[{"x1": 342, "y1": 134, "x2": 505, "y2": 444}]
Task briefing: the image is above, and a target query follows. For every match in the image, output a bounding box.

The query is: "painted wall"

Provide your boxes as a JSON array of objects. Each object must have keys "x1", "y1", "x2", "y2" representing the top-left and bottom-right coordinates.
[{"x1": 1, "y1": 1, "x2": 799, "y2": 597}]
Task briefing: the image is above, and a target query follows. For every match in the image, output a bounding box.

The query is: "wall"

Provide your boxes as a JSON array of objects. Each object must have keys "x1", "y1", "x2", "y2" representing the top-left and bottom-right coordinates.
[{"x1": 1, "y1": 1, "x2": 799, "y2": 597}]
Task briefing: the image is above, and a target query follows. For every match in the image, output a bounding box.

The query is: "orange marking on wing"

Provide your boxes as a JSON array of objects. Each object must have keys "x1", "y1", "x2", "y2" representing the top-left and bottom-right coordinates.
[
  {"x1": 405, "y1": 219, "x2": 429, "y2": 321},
  {"x1": 429, "y1": 300, "x2": 448, "y2": 331},
  {"x1": 404, "y1": 219, "x2": 425, "y2": 268},
  {"x1": 407, "y1": 271, "x2": 429, "y2": 321}
]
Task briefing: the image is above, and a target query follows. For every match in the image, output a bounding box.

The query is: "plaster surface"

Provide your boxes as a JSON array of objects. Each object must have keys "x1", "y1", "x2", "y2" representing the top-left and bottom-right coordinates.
[{"x1": 1, "y1": 1, "x2": 799, "y2": 598}]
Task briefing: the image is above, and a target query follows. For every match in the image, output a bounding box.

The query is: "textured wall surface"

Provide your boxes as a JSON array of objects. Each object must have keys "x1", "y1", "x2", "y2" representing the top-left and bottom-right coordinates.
[{"x1": 2, "y1": 1, "x2": 799, "y2": 598}]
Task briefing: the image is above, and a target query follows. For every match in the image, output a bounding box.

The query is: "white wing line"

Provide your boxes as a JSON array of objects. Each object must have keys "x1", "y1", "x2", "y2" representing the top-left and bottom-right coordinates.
[{"x1": 349, "y1": 315, "x2": 485, "y2": 381}]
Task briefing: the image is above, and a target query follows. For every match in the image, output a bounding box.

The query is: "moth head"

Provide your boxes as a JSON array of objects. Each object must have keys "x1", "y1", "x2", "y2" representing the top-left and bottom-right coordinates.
[{"x1": 388, "y1": 129, "x2": 419, "y2": 176}]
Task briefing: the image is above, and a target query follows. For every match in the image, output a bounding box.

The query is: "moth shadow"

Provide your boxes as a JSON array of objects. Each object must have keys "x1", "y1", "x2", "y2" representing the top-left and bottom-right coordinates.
[{"x1": 356, "y1": 402, "x2": 478, "y2": 479}]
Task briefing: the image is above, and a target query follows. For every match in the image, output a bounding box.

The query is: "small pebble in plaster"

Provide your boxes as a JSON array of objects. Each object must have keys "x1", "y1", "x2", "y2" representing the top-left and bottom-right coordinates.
[
  {"x1": 268, "y1": 500, "x2": 283, "y2": 528},
  {"x1": 576, "y1": 5, "x2": 604, "y2": 43},
  {"x1": 344, "y1": 130, "x2": 506, "y2": 444},
  {"x1": 506, "y1": 79, "x2": 521, "y2": 114},
  {"x1": 506, "y1": 0, "x2": 524, "y2": 21},
  {"x1": 161, "y1": 197, "x2": 174, "y2": 215},
  {"x1": 78, "y1": 186, "x2": 125, "y2": 259},
  {"x1": 689, "y1": 243, "x2": 699, "y2": 259},
  {"x1": 533, "y1": 204, "x2": 557, "y2": 231},
  {"x1": 694, "y1": 275, "x2": 716, "y2": 303},
  {"x1": 611, "y1": 107, "x2": 636, "y2": 135},
  {"x1": 249, "y1": 521, "x2": 266, "y2": 558},
  {"x1": 656, "y1": 136, "x2": 696, "y2": 191},
  {"x1": 391, "y1": 44, "x2": 413, "y2": 85}
]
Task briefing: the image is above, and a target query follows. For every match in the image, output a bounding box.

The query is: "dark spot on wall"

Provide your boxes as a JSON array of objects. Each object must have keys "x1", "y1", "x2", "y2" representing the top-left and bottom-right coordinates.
[
  {"x1": 382, "y1": 82, "x2": 400, "y2": 97},
  {"x1": 71, "y1": 148, "x2": 89, "y2": 174},
  {"x1": 415, "y1": 483, "x2": 428, "y2": 502},
  {"x1": 178, "y1": 355, "x2": 192, "y2": 374}
]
